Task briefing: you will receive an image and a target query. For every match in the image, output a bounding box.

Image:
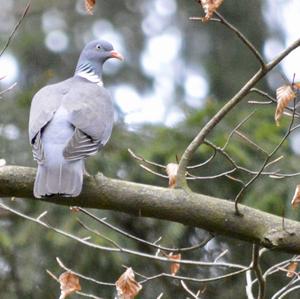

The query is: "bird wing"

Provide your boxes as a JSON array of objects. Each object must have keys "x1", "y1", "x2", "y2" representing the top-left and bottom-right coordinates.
[
  {"x1": 29, "y1": 78, "x2": 72, "y2": 162},
  {"x1": 62, "y1": 78, "x2": 114, "y2": 161}
]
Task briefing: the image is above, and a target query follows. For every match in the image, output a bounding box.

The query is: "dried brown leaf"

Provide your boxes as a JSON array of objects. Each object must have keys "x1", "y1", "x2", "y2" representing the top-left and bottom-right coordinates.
[
  {"x1": 275, "y1": 84, "x2": 296, "y2": 126},
  {"x1": 116, "y1": 268, "x2": 142, "y2": 299},
  {"x1": 69, "y1": 206, "x2": 80, "y2": 213},
  {"x1": 287, "y1": 261, "x2": 298, "y2": 278},
  {"x1": 59, "y1": 271, "x2": 81, "y2": 299},
  {"x1": 85, "y1": 0, "x2": 96, "y2": 15},
  {"x1": 166, "y1": 163, "x2": 179, "y2": 188},
  {"x1": 168, "y1": 252, "x2": 181, "y2": 276},
  {"x1": 291, "y1": 185, "x2": 300, "y2": 209},
  {"x1": 200, "y1": 0, "x2": 224, "y2": 22}
]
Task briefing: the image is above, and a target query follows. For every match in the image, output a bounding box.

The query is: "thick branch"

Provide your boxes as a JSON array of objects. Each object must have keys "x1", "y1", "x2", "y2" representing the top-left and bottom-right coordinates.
[{"x1": 1, "y1": 166, "x2": 300, "y2": 254}]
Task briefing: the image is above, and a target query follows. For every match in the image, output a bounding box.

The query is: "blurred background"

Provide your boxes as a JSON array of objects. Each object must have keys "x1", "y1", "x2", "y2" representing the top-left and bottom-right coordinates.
[{"x1": 1, "y1": 0, "x2": 300, "y2": 298}]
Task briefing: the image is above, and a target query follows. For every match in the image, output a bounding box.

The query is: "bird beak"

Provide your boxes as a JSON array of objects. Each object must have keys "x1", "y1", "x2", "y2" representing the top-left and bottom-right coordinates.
[{"x1": 110, "y1": 50, "x2": 124, "y2": 61}]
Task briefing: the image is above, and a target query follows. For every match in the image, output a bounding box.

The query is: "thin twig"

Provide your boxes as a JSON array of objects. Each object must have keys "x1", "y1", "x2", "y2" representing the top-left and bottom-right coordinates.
[
  {"x1": 78, "y1": 207, "x2": 214, "y2": 253},
  {"x1": 138, "y1": 267, "x2": 250, "y2": 284},
  {"x1": 177, "y1": 37, "x2": 300, "y2": 188},
  {"x1": 186, "y1": 149, "x2": 216, "y2": 169},
  {"x1": 222, "y1": 110, "x2": 257, "y2": 150},
  {"x1": 181, "y1": 280, "x2": 200, "y2": 299},
  {"x1": 128, "y1": 149, "x2": 166, "y2": 169},
  {"x1": 140, "y1": 164, "x2": 168, "y2": 178},
  {"x1": 251, "y1": 244, "x2": 266, "y2": 299},
  {"x1": 76, "y1": 291, "x2": 103, "y2": 299},
  {"x1": 234, "y1": 98, "x2": 296, "y2": 215},
  {"x1": 56, "y1": 257, "x2": 115, "y2": 287},
  {"x1": 0, "y1": 82, "x2": 17, "y2": 99},
  {"x1": 0, "y1": 1, "x2": 31, "y2": 57},
  {"x1": 235, "y1": 130, "x2": 268, "y2": 155},
  {"x1": 0, "y1": 202, "x2": 245, "y2": 269},
  {"x1": 250, "y1": 88, "x2": 300, "y2": 118},
  {"x1": 47, "y1": 266, "x2": 104, "y2": 299},
  {"x1": 187, "y1": 168, "x2": 236, "y2": 180},
  {"x1": 277, "y1": 285, "x2": 300, "y2": 298},
  {"x1": 76, "y1": 218, "x2": 122, "y2": 249},
  {"x1": 205, "y1": 139, "x2": 298, "y2": 179},
  {"x1": 271, "y1": 277, "x2": 300, "y2": 299},
  {"x1": 245, "y1": 270, "x2": 255, "y2": 299},
  {"x1": 46, "y1": 269, "x2": 59, "y2": 282},
  {"x1": 213, "y1": 11, "x2": 265, "y2": 68}
]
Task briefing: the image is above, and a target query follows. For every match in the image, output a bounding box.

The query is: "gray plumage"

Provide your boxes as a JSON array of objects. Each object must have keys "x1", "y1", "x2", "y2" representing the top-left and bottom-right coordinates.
[{"x1": 29, "y1": 40, "x2": 123, "y2": 198}]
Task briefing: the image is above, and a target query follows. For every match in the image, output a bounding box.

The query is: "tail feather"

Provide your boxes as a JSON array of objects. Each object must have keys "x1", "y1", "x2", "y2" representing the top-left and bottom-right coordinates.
[{"x1": 34, "y1": 160, "x2": 84, "y2": 198}]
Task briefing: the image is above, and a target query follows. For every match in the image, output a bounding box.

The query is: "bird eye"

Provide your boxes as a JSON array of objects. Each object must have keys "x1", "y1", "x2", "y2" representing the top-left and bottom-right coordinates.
[{"x1": 96, "y1": 45, "x2": 101, "y2": 50}]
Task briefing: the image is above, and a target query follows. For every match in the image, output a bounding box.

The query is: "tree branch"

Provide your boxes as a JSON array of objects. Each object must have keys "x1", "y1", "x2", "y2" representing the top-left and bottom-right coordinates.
[
  {"x1": 0, "y1": 1, "x2": 31, "y2": 57},
  {"x1": 176, "y1": 37, "x2": 300, "y2": 187},
  {"x1": 1, "y1": 165, "x2": 300, "y2": 254}
]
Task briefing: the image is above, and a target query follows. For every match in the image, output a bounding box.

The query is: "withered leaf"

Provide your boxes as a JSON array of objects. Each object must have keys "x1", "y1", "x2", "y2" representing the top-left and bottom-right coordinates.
[
  {"x1": 287, "y1": 261, "x2": 298, "y2": 278},
  {"x1": 275, "y1": 84, "x2": 298, "y2": 126},
  {"x1": 85, "y1": 0, "x2": 96, "y2": 15},
  {"x1": 59, "y1": 271, "x2": 81, "y2": 299},
  {"x1": 166, "y1": 163, "x2": 179, "y2": 188},
  {"x1": 69, "y1": 206, "x2": 80, "y2": 213},
  {"x1": 291, "y1": 185, "x2": 300, "y2": 209},
  {"x1": 168, "y1": 252, "x2": 181, "y2": 276},
  {"x1": 200, "y1": 0, "x2": 224, "y2": 22},
  {"x1": 116, "y1": 268, "x2": 142, "y2": 299}
]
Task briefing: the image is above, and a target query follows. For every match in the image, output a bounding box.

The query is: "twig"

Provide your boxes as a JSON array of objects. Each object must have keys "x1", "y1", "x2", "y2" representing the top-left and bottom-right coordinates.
[
  {"x1": 186, "y1": 149, "x2": 216, "y2": 169},
  {"x1": 78, "y1": 207, "x2": 214, "y2": 253},
  {"x1": 76, "y1": 218, "x2": 122, "y2": 249},
  {"x1": 140, "y1": 164, "x2": 168, "y2": 178},
  {"x1": 56, "y1": 257, "x2": 115, "y2": 287},
  {"x1": 138, "y1": 267, "x2": 250, "y2": 284},
  {"x1": 176, "y1": 37, "x2": 300, "y2": 188},
  {"x1": 46, "y1": 269, "x2": 59, "y2": 282},
  {"x1": 277, "y1": 285, "x2": 300, "y2": 298},
  {"x1": 0, "y1": 202, "x2": 245, "y2": 269},
  {"x1": 235, "y1": 130, "x2": 268, "y2": 155},
  {"x1": 271, "y1": 277, "x2": 300, "y2": 299},
  {"x1": 214, "y1": 249, "x2": 228, "y2": 263},
  {"x1": 76, "y1": 291, "x2": 103, "y2": 299},
  {"x1": 245, "y1": 270, "x2": 255, "y2": 299},
  {"x1": 181, "y1": 280, "x2": 200, "y2": 299},
  {"x1": 128, "y1": 149, "x2": 166, "y2": 169},
  {"x1": 0, "y1": 1, "x2": 31, "y2": 57},
  {"x1": 223, "y1": 111, "x2": 257, "y2": 151},
  {"x1": 36, "y1": 210, "x2": 48, "y2": 221},
  {"x1": 250, "y1": 88, "x2": 300, "y2": 118},
  {"x1": 251, "y1": 244, "x2": 266, "y2": 299},
  {"x1": 234, "y1": 99, "x2": 296, "y2": 215},
  {"x1": 187, "y1": 168, "x2": 236, "y2": 180},
  {"x1": 0, "y1": 82, "x2": 17, "y2": 99},
  {"x1": 47, "y1": 267, "x2": 104, "y2": 299},
  {"x1": 204, "y1": 139, "x2": 297, "y2": 180},
  {"x1": 213, "y1": 11, "x2": 265, "y2": 68}
]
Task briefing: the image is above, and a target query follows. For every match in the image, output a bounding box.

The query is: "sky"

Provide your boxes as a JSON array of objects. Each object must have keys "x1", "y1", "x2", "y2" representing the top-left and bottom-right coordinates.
[{"x1": 1, "y1": 0, "x2": 300, "y2": 129}]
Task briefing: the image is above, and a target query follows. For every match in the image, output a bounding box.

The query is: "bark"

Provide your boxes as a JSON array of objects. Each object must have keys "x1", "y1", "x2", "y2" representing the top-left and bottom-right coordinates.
[{"x1": 1, "y1": 165, "x2": 300, "y2": 254}]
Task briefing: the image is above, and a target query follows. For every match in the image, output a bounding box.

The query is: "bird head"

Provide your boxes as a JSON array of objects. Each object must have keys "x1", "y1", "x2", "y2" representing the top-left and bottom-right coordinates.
[{"x1": 76, "y1": 40, "x2": 123, "y2": 76}]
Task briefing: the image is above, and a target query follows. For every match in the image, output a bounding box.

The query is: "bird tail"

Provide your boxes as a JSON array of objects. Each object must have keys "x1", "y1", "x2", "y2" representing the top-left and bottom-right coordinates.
[{"x1": 34, "y1": 160, "x2": 84, "y2": 198}]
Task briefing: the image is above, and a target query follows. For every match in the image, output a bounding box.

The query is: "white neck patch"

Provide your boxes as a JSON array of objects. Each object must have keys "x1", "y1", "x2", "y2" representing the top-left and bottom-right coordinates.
[{"x1": 76, "y1": 70, "x2": 103, "y2": 87}]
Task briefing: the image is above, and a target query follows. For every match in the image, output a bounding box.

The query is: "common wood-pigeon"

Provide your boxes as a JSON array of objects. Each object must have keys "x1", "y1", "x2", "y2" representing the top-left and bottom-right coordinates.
[{"x1": 29, "y1": 40, "x2": 123, "y2": 198}]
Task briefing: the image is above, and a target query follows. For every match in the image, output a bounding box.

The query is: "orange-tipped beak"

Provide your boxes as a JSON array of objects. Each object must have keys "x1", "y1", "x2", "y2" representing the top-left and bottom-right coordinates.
[{"x1": 110, "y1": 50, "x2": 124, "y2": 61}]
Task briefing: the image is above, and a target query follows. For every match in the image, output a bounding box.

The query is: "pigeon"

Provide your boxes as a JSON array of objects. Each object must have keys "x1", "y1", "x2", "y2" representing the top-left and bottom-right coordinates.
[{"x1": 29, "y1": 40, "x2": 123, "y2": 198}]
